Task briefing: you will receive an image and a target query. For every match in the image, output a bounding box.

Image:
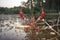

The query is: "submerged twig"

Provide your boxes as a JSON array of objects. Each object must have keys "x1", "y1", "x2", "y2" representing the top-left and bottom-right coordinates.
[{"x1": 42, "y1": 19, "x2": 60, "y2": 36}]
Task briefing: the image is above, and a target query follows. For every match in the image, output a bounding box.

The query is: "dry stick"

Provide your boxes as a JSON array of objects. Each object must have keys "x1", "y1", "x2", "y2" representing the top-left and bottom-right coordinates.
[
  {"x1": 56, "y1": 17, "x2": 60, "y2": 33},
  {"x1": 42, "y1": 19, "x2": 60, "y2": 36}
]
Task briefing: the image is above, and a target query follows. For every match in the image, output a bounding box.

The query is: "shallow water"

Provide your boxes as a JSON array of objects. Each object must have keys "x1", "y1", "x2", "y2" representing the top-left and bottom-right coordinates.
[
  {"x1": 0, "y1": 14, "x2": 27, "y2": 40},
  {"x1": 0, "y1": 14, "x2": 60, "y2": 40}
]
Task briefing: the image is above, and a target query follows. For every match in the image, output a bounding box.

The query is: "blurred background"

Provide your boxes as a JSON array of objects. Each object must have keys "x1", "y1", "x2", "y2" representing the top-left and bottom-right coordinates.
[{"x1": 0, "y1": 0, "x2": 60, "y2": 40}]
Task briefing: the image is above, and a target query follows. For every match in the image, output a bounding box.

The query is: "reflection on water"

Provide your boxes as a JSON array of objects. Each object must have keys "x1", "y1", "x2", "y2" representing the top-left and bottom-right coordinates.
[{"x1": 0, "y1": 14, "x2": 27, "y2": 40}]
